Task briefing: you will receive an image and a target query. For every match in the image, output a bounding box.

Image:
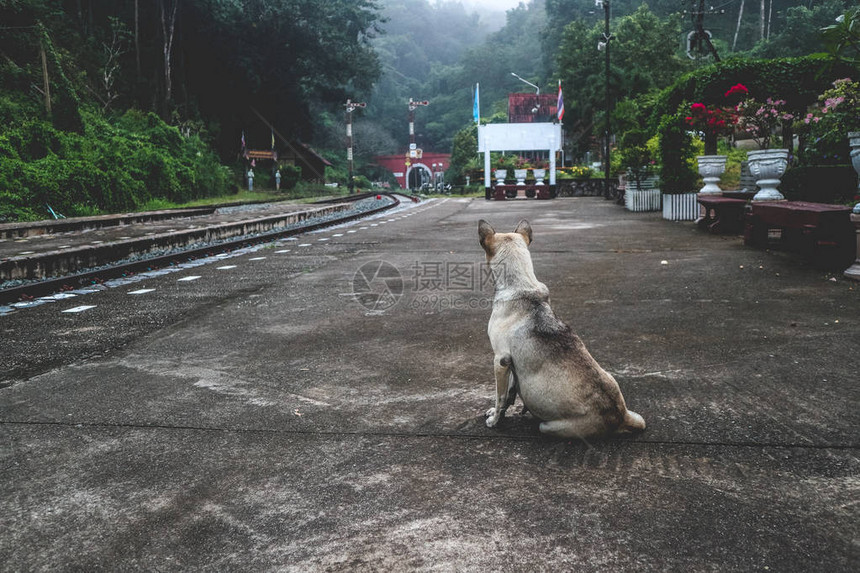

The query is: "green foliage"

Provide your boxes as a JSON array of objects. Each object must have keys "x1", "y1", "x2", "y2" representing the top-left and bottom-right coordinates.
[
  {"x1": 821, "y1": 6, "x2": 860, "y2": 66},
  {"x1": 650, "y1": 55, "x2": 856, "y2": 130},
  {"x1": 0, "y1": 110, "x2": 230, "y2": 222},
  {"x1": 749, "y1": 1, "x2": 847, "y2": 59},
  {"x1": 618, "y1": 129, "x2": 653, "y2": 187},
  {"x1": 780, "y1": 165, "x2": 857, "y2": 203},
  {"x1": 348, "y1": 0, "x2": 483, "y2": 155},
  {"x1": 557, "y1": 3, "x2": 691, "y2": 156},
  {"x1": 797, "y1": 78, "x2": 860, "y2": 165},
  {"x1": 37, "y1": 24, "x2": 84, "y2": 134},
  {"x1": 280, "y1": 165, "x2": 302, "y2": 191},
  {"x1": 718, "y1": 143, "x2": 748, "y2": 189},
  {"x1": 657, "y1": 110, "x2": 698, "y2": 195},
  {"x1": 556, "y1": 165, "x2": 594, "y2": 180},
  {"x1": 446, "y1": 124, "x2": 478, "y2": 185}
]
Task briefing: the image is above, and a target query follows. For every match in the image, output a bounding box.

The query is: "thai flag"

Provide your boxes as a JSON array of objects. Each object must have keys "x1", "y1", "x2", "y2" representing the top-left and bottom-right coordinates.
[
  {"x1": 241, "y1": 130, "x2": 246, "y2": 150},
  {"x1": 557, "y1": 81, "x2": 565, "y2": 122}
]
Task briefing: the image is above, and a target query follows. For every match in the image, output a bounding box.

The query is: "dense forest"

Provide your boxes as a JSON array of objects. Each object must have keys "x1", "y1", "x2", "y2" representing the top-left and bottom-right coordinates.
[{"x1": 0, "y1": 0, "x2": 857, "y2": 220}]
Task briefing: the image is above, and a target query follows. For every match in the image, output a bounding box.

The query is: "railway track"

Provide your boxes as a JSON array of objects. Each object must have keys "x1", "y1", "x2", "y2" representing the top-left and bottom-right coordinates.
[{"x1": 0, "y1": 193, "x2": 403, "y2": 305}]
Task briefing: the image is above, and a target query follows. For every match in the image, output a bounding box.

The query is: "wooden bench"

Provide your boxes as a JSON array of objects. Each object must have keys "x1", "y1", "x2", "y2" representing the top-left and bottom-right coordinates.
[
  {"x1": 744, "y1": 201, "x2": 856, "y2": 269},
  {"x1": 697, "y1": 196, "x2": 747, "y2": 234}
]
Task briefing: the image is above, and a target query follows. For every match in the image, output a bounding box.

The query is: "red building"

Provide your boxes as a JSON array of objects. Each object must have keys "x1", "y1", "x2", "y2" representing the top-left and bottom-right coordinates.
[
  {"x1": 375, "y1": 152, "x2": 450, "y2": 190},
  {"x1": 508, "y1": 93, "x2": 559, "y2": 123}
]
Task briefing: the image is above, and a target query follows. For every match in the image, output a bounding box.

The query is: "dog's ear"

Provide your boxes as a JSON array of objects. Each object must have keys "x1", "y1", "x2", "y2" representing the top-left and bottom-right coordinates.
[
  {"x1": 514, "y1": 219, "x2": 532, "y2": 246},
  {"x1": 478, "y1": 220, "x2": 495, "y2": 252}
]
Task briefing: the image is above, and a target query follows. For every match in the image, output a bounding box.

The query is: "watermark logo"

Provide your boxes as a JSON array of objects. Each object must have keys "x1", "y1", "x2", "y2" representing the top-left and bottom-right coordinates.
[
  {"x1": 352, "y1": 261, "x2": 404, "y2": 311},
  {"x1": 350, "y1": 259, "x2": 500, "y2": 313}
]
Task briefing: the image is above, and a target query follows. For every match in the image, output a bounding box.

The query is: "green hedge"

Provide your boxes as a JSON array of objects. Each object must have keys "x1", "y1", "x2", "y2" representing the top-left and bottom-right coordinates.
[
  {"x1": 780, "y1": 165, "x2": 858, "y2": 203},
  {"x1": 650, "y1": 54, "x2": 858, "y2": 196},
  {"x1": 657, "y1": 110, "x2": 698, "y2": 194},
  {"x1": 650, "y1": 54, "x2": 857, "y2": 128}
]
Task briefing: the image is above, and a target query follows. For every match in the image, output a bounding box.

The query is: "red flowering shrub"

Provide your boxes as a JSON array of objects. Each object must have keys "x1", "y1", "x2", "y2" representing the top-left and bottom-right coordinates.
[{"x1": 684, "y1": 102, "x2": 736, "y2": 139}]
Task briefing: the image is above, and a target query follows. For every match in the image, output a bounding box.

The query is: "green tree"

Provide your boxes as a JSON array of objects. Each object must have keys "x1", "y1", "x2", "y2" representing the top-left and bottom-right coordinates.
[
  {"x1": 446, "y1": 123, "x2": 478, "y2": 185},
  {"x1": 749, "y1": 1, "x2": 847, "y2": 59},
  {"x1": 557, "y1": 4, "x2": 690, "y2": 156}
]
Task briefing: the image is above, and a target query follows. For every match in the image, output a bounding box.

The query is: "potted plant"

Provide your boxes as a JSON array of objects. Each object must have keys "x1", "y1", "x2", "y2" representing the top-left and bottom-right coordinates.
[
  {"x1": 800, "y1": 78, "x2": 860, "y2": 212},
  {"x1": 735, "y1": 88, "x2": 795, "y2": 201},
  {"x1": 684, "y1": 89, "x2": 739, "y2": 195},
  {"x1": 513, "y1": 157, "x2": 532, "y2": 185},
  {"x1": 532, "y1": 159, "x2": 548, "y2": 186},
  {"x1": 619, "y1": 129, "x2": 660, "y2": 211},
  {"x1": 658, "y1": 112, "x2": 700, "y2": 221}
]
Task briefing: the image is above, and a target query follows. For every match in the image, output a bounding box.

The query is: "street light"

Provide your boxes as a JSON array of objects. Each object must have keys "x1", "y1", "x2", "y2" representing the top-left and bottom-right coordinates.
[
  {"x1": 596, "y1": 0, "x2": 612, "y2": 198},
  {"x1": 511, "y1": 73, "x2": 542, "y2": 114},
  {"x1": 510, "y1": 72, "x2": 540, "y2": 95}
]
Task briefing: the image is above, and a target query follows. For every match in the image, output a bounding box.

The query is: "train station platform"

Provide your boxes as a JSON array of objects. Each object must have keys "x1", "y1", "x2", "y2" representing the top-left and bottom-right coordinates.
[{"x1": 1, "y1": 197, "x2": 857, "y2": 571}]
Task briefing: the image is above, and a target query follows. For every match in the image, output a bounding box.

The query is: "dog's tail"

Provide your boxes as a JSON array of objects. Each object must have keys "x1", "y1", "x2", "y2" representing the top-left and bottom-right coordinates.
[
  {"x1": 504, "y1": 359, "x2": 519, "y2": 409},
  {"x1": 617, "y1": 409, "x2": 646, "y2": 434}
]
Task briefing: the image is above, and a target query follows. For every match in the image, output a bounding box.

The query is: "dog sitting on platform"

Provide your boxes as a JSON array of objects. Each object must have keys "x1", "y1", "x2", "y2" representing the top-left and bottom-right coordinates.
[{"x1": 478, "y1": 219, "x2": 646, "y2": 439}]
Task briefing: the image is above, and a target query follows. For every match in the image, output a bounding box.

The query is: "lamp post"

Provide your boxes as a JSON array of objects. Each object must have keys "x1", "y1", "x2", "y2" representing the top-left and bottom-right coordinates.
[
  {"x1": 596, "y1": 0, "x2": 612, "y2": 198},
  {"x1": 510, "y1": 72, "x2": 540, "y2": 95},
  {"x1": 344, "y1": 99, "x2": 366, "y2": 194},
  {"x1": 511, "y1": 72, "x2": 542, "y2": 115}
]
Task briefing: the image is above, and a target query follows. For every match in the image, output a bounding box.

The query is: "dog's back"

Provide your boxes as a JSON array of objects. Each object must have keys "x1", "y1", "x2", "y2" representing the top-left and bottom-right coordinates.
[{"x1": 480, "y1": 219, "x2": 645, "y2": 439}]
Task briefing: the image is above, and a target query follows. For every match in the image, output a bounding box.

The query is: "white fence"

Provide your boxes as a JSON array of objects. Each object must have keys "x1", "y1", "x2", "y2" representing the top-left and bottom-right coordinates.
[
  {"x1": 625, "y1": 175, "x2": 661, "y2": 212},
  {"x1": 662, "y1": 193, "x2": 700, "y2": 221}
]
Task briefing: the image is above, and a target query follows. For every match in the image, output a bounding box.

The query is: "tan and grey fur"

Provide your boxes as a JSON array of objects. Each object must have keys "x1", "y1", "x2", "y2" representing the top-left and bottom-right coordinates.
[{"x1": 479, "y1": 219, "x2": 646, "y2": 439}]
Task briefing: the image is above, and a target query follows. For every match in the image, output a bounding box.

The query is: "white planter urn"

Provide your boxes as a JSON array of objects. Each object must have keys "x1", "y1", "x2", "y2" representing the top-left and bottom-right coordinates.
[
  {"x1": 533, "y1": 169, "x2": 547, "y2": 185},
  {"x1": 514, "y1": 169, "x2": 528, "y2": 185},
  {"x1": 748, "y1": 149, "x2": 790, "y2": 202},
  {"x1": 849, "y1": 131, "x2": 860, "y2": 214},
  {"x1": 494, "y1": 169, "x2": 507, "y2": 186},
  {"x1": 697, "y1": 155, "x2": 727, "y2": 195}
]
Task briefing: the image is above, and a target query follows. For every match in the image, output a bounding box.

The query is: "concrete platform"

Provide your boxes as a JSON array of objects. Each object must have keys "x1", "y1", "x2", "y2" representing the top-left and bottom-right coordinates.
[
  {"x1": 0, "y1": 197, "x2": 857, "y2": 571},
  {"x1": 0, "y1": 202, "x2": 349, "y2": 281},
  {"x1": 0, "y1": 207, "x2": 216, "y2": 239}
]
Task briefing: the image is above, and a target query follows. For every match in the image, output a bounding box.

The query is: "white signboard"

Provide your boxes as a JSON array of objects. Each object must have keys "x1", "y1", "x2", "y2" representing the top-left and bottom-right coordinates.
[
  {"x1": 478, "y1": 123, "x2": 562, "y2": 153},
  {"x1": 477, "y1": 122, "x2": 563, "y2": 186}
]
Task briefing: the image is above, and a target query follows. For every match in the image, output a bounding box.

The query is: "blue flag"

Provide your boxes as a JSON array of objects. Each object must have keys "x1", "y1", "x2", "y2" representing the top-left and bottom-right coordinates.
[{"x1": 473, "y1": 83, "x2": 480, "y2": 124}]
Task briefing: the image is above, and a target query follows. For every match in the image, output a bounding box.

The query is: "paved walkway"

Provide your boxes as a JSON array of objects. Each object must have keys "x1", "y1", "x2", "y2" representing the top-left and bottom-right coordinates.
[{"x1": 1, "y1": 197, "x2": 857, "y2": 571}]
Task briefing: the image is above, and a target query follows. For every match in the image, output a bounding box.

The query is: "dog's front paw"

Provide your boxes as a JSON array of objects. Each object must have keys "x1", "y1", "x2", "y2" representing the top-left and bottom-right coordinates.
[{"x1": 485, "y1": 408, "x2": 501, "y2": 427}]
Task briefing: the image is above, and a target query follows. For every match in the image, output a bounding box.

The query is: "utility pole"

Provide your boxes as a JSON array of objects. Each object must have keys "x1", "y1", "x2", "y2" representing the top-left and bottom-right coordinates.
[
  {"x1": 406, "y1": 98, "x2": 429, "y2": 192},
  {"x1": 596, "y1": 1, "x2": 612, "y2": 198},
  {"x1": 733, "y1": 0, "x2": 745, "y2": 52},
  {"x1": 344, "y1": 99, "x2": 366, "y2": 194},
  {"x1": 686, "y1": 0, "x2": 725, "y2": 62},
  {"x1": 39, "y1": 37, "x2": 51, "y2": 115}
]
